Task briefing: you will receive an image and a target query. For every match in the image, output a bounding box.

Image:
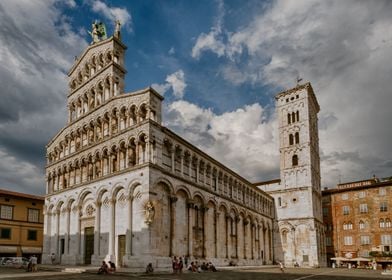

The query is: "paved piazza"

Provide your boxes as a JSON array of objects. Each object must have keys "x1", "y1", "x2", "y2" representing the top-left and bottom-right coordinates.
[{"x1": 1, "y1": 267, "x2": 391, "y2": 280}]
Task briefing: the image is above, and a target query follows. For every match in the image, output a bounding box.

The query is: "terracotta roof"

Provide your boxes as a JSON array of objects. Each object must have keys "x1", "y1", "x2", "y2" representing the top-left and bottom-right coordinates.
[
  {"x1": 0, "y1": 189, "x2": 44, "y2": 201},
  {"x1": 322, "y1": 177, "x2": 392, "y2": 195},
  {"x1": 253, "y1": 179, "x2": 281, "y2": 186}
]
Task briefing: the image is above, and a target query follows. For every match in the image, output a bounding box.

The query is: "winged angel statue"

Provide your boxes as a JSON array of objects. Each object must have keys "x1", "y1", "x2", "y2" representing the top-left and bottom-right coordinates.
[{"x1": 88, "y1": 20, "x2": 107, "y2": 44}]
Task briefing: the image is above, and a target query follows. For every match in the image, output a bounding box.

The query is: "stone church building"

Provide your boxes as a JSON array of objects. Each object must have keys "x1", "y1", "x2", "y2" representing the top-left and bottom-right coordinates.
[{"x1": 42, "y1": 26, "x2": 325, "y2": 268}]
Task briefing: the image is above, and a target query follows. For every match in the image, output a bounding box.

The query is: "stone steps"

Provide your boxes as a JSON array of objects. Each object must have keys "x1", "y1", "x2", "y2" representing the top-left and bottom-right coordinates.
[{"x1": 61, "y1": 267, "x2": 87, "y2": 273}]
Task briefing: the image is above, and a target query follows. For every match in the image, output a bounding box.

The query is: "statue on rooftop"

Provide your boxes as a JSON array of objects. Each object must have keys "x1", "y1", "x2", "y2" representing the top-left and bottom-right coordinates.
[
  {"x1": 114, "y1": 20, "x2": 121, "y2": 39},
  {"x1": 88, "y1": 20, "x2": 107, "y2": 44}
]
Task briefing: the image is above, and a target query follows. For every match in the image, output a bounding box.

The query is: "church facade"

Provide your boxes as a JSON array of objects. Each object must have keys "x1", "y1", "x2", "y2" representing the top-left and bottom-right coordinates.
[{"x1": 42, "y1": 29, "x2": 276, "y2": 268}]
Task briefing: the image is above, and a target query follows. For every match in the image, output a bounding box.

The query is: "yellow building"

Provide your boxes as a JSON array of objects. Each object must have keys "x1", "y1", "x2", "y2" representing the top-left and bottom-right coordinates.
[{"x1": 0, "y1": 189, "x2": 44, "y2": 262}]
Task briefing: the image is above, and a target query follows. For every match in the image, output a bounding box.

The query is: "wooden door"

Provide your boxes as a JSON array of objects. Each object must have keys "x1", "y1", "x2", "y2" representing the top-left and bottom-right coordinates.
[{"x1": 84, "y1": 227, "x2": 94, "y2": 264}]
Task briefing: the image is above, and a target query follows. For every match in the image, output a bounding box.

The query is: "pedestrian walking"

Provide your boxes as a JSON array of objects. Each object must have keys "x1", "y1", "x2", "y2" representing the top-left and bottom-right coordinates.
[
  {"x1": 29, "y1": 255, "x2": 38, "y2": 272},
  {"x1": 172, "y1": 256, "x2": 178, "y2": 274},
  {"x1": 178, "y1": 257, "x2": 183, "y2": 273},
  {"x1": 279, "y1": 261, "x2": 285, "y2": 273}
]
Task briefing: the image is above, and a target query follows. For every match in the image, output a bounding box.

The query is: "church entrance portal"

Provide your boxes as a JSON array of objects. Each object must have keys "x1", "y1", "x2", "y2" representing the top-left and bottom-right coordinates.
[{"x1": 84, "y1": 227, "x2": 94, "y2": 264}]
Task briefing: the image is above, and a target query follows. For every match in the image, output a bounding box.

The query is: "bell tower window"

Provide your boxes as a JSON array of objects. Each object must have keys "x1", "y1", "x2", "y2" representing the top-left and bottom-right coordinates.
[
  {"x1": 295, "y1": 132, "x2": 299, "y2": 144},
  {"x1": 292, "y1": 154, "x2": 298, "y2": 166},
  {"x1": 287, "y1": 113, "x2": 291, "y2": 124},
  {"x1": 289, "y1": 134, "x2": 294, "y2": 145}
]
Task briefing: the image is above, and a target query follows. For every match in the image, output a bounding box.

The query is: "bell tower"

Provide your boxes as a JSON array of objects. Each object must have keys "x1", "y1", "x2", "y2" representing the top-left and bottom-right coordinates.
[
  {"x1": 277, "y1": 82, "x2": 321, "y2": 200},
  {"x1": 268, "y1": 83, "x2": 325, "y2": 267}
]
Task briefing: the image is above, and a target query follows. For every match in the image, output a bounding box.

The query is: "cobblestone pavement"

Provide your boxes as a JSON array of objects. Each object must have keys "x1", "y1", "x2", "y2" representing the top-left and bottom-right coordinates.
[{"x1": 1, "y1": 267, "x2": 391, "y2": 280}]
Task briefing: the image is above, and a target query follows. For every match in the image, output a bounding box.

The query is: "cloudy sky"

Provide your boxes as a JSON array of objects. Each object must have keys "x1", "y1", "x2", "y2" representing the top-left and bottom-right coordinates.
[{"x1": 0, "y1": 0, "x2": 391, "y2": 195}]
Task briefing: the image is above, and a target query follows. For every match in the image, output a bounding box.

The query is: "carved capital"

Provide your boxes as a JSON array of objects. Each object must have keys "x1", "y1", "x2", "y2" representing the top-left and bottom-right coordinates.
[
  {"x1": 187, "y1": 202, "x2": 194, "y2": 208},
  {"x1": 186, "y1": 199, "x2": 195, "y2": 208}
]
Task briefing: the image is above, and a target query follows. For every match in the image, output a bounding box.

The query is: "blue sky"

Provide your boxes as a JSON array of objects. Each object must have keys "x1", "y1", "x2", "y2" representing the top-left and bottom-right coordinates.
[{"x1": 0, "y1": 0, "x2": 391, "y2": 195}]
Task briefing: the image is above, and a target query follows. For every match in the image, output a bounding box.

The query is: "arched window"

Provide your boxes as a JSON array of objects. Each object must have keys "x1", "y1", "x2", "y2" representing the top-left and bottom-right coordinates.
[
  {"x1": 292, "y1": 154, "x2": 298, "y2": 166},
  {"x1": 289, "y1": 134, "x2": 294, "y2": 145},
  {"x1": 386, "y1": 219, "x2": 391, "y2": 228},
  {"x1": 287, "y1": 113, "x2": 291, "y2": 124},
  {"x1": 359, "y1": 220, "x2": 365, "y2": 229},
  {"x1": 295, "y1": 132, "x2": 299, "y2": 144},
  {"x1": 348, "y1": 222, "x2": 353, "y2": 230},
  {"x1": 296, "y1": 110, "x2": 299, "y2": 121},
  {"x1": 281, "y1": 230, "x2": 288, "y2": 246},
  {"x1": 343, "y1": 223, "x2": 347, "y2": 230},
  {"x1": 380, "y1": 218, "x2": 385, "y2": 228},
  {"x1": 292, "y1": 112, "x2": 296, "y2": 123}
]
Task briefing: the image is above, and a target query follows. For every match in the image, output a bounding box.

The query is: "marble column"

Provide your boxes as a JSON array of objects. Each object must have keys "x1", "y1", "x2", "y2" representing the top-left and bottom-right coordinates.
[
  {"x1": 65, "y1": 208, "x2": 71, "y2": 255},
  {"x1": 187, "y1": 201, "x2": 194, "y2": 258},
  {"x1": 262, "y1": 226, "x2": 266, "y2": 263},
  {"x1": 125, "y1": 147, "x2": 129, "y2": 169},
  {"x1": 55, "y1": 210, "x2": 60, "y2": 257},
  {"x1": 125, "y1": 197, "x2": 133, "y2": 256},
  {"x1": 117, "y1": 150, "x2": 121, "y2": 171},
  {"x1": 75, "y1": 207, "x2": 81, "y2": 256},
  {"x1": 109, "y1": 117, "x2": 112, "y2": 136},
  {"x1": 108, "y1": 199, "x2": 116, "y2": 259},
  {"x1": 251, "y1": 223, "x2": 254, "y2": 259},
  {"x1": 257, "y1": 224, "x2": 260, "y2": 259},
  {"x1": 201, "y1": 206, "x2": 208, "y2": 258},
  {"x1": 180, "y1": 152, "x2": 184, "y2": 176},
  {"x1": 196, "y1": 161, "x2": 200, "y2": 183},
  {"x1": 94, "y1": 202, "x2": 101, "y2": 257},
  {"x1": 225, "y1": 215, "x2": 230, "y2": 258},
  {"x1": 169, "y1": 196, "x2": 178, "y2": 256},
  {"x1": 215, "y1": 211, "x2": 220, "y2": 258},
  {"x1": 135, "y1": 141, "x2": 140, "y2": 165},
  {"x1": 235, "y1": 216, "x2": 240, "y2": 258},
  {"x1": 170, "y1": 150, "x2": 175, "y2": 173},
  {"x1": 145, "y1": 140, "x2": 150, "y2": 163},
  {"x1": 243, "y1": 219, "x2": 248, "y2": 259}
]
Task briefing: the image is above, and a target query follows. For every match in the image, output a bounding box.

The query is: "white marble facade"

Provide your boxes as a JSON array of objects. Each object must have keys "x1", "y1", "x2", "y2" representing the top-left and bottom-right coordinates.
[{"x1": 42, "y1": 32, "x2": 275, "y2": 268}]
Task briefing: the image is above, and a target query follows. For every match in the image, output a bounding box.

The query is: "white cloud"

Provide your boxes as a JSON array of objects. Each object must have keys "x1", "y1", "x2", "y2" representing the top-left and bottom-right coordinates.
[
  {"x1": 168, "y1": 47, "x2": 175, "y2": 55},
  {"x1": 64, "y1": 0, "x2": 76, "y2": 8},
  {"x1": 151, "y1": 83, "x2": 170, "y2": 96},
  {"x1": 191, "y1": 0, "x2": 226, "y2": 59},
  {"x1": 191, "y1": 0, "x2": 392, "y2": 186},
  {"x1": 91, "y1": 0, "x2": 132, "y2": 31},
  {"x1": 152, "y1": 70, "x2": 187, "y2": 99},
  {"x1": 165, "y1": 101, "x2": 279, "y2": 181},
  {"x1": 166, "y1": 70, "x2": 187, "y2": 98},
  {"x1": 192, "y1": 26, "x2": 226, "y2": 59}
]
